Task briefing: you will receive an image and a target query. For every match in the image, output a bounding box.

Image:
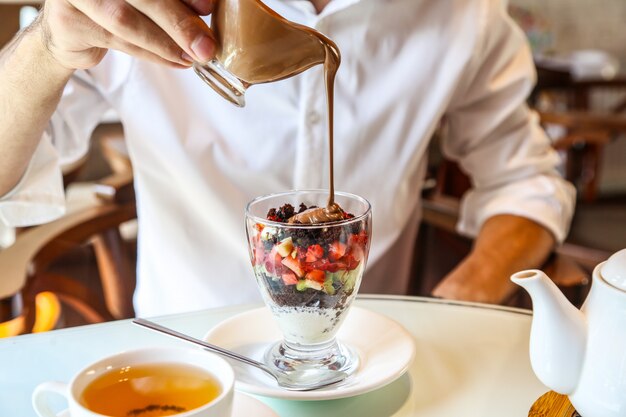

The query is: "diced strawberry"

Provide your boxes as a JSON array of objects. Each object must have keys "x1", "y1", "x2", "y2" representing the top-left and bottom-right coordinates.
[
  {"x1": 305, "y1": 244, "x2": 324, "y2": 262},
  {"x1": 254, "y1": 223, "x2": 265, "y2": 232},
  {"x1": 281, "y1": 256, "x2": 305, "y2": 278},
  {"x1": 350, "y1": 230, "x2": 368, "y2": 247},
  {"x1": 328, "y1": 242, "x2": 347, "y2": 261},
  {"x1": 281, "y1": 272, "x2": 298, "y2": 285},
  {"x1": 305, "y1": 269, "x2": 326, "y2": 283},
  {"x1": 350, "y1": 245, "x2": 365, "y2": 262},
  {"x1": 253, "y1": 247, "x2": 265, "y2": 265},
  {"x1": 308, "y1": 258, "x2": 331, "y2": 271},
  {"x1": 326, "y1": 263, "x2": 340, "y2": 273},
  {"x1": 343, "y1": 254, "x2": 360, "y2": 270}
]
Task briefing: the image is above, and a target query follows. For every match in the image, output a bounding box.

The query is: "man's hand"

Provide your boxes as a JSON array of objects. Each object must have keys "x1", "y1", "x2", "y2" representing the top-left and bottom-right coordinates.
[
  {"x1": 36, "y1": 0, "x2": 217, "y2": 70},
  {"x1": 431, "y1": 215, "x2": 555, "y2": 304},
  {"x1": 0, "y1": 0, "x2": 219, "y2": 197}
]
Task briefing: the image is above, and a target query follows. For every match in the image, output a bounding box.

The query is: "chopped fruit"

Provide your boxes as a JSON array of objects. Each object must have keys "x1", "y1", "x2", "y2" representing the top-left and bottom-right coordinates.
[
  {"x1": 256, "y1": 201, "x2": 369, "y2": 299},
  {"x1": 306, "y1": 258, "x2": 331, "y2": 272},
  {"x1": 261, "y1": 227, "x2": 277, "y2": 241},
  {"x1": 304, "y1": 279, "x2": 323, "y2": 291},
  {"x1": 323, "y1": 278, "x2": 336, "y2": 295},
  {"x1": 281, "y1": 272, "x2": 298, "y2": 285},
  {"x1": 328, "y1": 242, "x2": 347, "y2": 261},
  {"x1": 276, "y1": 237, "x2": 294, "y2": 257},
  {"x1": 350, "y1": 245, "x2": 365, "y2": 262},
  {"x1": 254, "y1": 223, "x2": 264, "y2": 232},
  {"x1": 253, "y1": 247, "x2": 265, "y2": 265},
  {"x1": 305, "y1": 244, "x2": 324, "y2": 262},
  {"x1": 295, "y1": 278, "x2": 323, "y2": 292},
  {"x1": 305, "y1": 269, "x2": 326, "y2": 284},
  {"x1": 281, "y1": 256, "x2": 305, "y2": 278},
  {"x1": 349, "y1": 230, "x2": 368, "y2": 247},
  {"x1": 304, "y1": 279, "x2": 322, "y2": 291},
  {"x1": 345, "y1": 255, "x2": 360, "y2": 270}
]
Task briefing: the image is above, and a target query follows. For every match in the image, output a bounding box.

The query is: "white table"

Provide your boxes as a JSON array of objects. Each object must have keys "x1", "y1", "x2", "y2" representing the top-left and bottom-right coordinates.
[{"x1": 0, "y1": 295, "x2": 547, "y2": 416}]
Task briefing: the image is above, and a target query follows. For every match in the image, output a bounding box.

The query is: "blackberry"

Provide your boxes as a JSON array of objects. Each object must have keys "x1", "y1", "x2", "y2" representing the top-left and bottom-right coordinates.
[
  {"x1": 277, "y1": 204, "x2": 295, "y2": 221},
  {"x1": 289, "y1": 227, "x2": 322, "y2": 248},
  {"x1": 350, "y1": 219, "x2": 365, "y2": 235},
  {"x1": 266, "y1": 208, "x2": 279, "y2": 222}
]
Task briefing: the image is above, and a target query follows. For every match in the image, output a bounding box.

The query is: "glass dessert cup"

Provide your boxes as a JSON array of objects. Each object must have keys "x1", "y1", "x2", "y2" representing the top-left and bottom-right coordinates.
[{"x1": 245, "y1": 190, "x2": 372, "y2": 386}]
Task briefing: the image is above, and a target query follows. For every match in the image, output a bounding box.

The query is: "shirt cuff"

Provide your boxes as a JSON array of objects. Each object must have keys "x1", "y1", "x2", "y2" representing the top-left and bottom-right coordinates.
[
  {"x1": 0, "y1": 133, "x2": 66, "y2": 227},
  {"x1": 456, "y1": 174, "x2": 576, "y2": 244}
]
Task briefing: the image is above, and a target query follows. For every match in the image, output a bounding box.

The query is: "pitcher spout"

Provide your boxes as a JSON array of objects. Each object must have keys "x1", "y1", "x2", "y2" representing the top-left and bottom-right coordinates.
[{"x1": 511, "y1": 270, "x2": 587, "y2": 395}]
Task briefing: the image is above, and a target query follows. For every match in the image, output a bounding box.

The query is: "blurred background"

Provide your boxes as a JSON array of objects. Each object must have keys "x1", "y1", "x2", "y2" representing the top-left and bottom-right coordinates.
[{"x1": 0, "y1": 1, "x2": 624, "y2": 336}]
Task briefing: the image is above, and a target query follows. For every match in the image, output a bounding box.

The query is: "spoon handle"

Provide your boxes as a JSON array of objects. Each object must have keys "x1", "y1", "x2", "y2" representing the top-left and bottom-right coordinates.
[{"x1": 132, "y1": 318, "x2": 269, "y2": 371}]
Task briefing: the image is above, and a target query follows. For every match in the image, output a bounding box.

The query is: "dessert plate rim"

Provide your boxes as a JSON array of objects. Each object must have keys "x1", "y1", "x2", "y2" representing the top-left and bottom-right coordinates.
[{"x1": 203, "y1": 306, "x2": 416, "y2": 400}]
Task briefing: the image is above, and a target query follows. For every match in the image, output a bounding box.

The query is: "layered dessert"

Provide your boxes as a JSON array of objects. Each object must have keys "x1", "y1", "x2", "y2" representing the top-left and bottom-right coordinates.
[{"x1": 248, "y1": 202, "x2": 369, "y2": 346}]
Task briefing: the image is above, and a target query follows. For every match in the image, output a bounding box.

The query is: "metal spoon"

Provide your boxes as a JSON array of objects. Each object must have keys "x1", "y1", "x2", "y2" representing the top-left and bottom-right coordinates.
[{"x1": 132, "y1": 318, "x2": 348, "y2": 391}]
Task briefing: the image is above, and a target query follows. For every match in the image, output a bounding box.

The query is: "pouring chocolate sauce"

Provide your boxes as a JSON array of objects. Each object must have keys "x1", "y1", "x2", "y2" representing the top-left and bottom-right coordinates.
[{"x1": 195, "y1": 0, "x2": 343, "y2": 224}]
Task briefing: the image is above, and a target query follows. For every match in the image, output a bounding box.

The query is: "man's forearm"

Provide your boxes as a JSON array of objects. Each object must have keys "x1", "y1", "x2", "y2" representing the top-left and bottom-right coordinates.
[
  {"x1": 432, "y1": 214, "x2": 556, "y2": 303},
  {"x1": 470, "y1": 214, "x2": 555, "y2": 278},
  {"x1": 0, "y1": 22, "x2": 74, "y2": 196}
]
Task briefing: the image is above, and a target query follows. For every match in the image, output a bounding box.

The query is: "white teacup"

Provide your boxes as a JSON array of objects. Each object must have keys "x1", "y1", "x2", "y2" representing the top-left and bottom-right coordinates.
[{"x1": 32, "y1": 346, "x2": 234, "y2": 417}]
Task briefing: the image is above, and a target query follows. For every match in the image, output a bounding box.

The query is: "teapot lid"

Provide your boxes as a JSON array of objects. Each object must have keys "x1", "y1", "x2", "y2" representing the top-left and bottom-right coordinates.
[{"x1": 601, "y1": 248, "x2": 626, "y2": 291}]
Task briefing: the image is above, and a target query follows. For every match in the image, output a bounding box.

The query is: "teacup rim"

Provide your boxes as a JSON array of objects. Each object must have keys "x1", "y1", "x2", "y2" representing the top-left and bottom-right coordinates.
[{"x1": 66, "y1": 345, "x2": 234, "y2": 417}]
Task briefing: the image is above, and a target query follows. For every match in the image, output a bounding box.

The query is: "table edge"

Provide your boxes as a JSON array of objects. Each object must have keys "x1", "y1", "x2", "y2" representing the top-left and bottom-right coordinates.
[{"x1": 356, "y1": 294, "x2": 532, "y2": 316}]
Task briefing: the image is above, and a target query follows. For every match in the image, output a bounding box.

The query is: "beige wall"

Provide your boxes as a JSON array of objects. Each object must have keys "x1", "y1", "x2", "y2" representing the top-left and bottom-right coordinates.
[
  {"x1": 510, "y1": 0, "x2": 626, "y2": 194},
  {"x1": 510, "y1": 0, "x2": 626, "y2": 66}
]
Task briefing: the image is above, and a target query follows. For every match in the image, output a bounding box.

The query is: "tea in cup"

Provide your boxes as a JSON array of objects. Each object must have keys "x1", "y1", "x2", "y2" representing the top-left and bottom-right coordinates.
[{"x1": 32, "y1": 346, "x2": 234, "y2": 417}]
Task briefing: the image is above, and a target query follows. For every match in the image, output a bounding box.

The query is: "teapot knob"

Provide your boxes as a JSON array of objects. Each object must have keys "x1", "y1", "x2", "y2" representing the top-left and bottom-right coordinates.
[{"x1": 601, "y1": 248, "x2": 626, "y2": 291}]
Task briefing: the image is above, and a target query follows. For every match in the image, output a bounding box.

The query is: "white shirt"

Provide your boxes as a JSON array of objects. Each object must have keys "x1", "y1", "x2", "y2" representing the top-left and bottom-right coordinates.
[{"x1": 0, "y1": 0, "x2": 575, "y2": 317}]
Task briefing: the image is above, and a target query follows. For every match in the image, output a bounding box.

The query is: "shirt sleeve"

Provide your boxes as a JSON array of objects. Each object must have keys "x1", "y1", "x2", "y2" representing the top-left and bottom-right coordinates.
[
  {"x1": 0, "y1": 53, "x2": 130, "y2": 227},
  {"x1": 442, "y1": 1, "x2": 576, "y2": 243}
]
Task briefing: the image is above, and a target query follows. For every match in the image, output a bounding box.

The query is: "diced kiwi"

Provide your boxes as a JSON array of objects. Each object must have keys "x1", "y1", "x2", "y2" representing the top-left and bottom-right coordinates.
[
  {"x1": 323, "y1": 278, "x2": 336, "y2": 295},
  {"x1": 296, "y1": 280, "x2": 308, "y2": 291}
]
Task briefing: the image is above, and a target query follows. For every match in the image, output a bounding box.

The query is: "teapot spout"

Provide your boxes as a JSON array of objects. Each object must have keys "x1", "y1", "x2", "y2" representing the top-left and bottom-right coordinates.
[{"x1": 511, "y1": 270, "x2": 587, "y2": 395}]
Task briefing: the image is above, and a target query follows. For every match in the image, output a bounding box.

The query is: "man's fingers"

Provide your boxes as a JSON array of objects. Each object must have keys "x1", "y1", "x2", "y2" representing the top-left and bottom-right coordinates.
[
  {"x1": 69, "y1": 0, "x2": 193, "y2": 66},
  {"x1": 180, "y1": 0, "x2": 215, "y2": 16},
  {"x1": 125, "y1": 0, "x2": 216, "y2": 62},
  {"x1": 107, "y1": 35, "x2": 189, "y2": 68},
  {"x1": 84, "y1": 24, "x2": 188, "y2": 68}
]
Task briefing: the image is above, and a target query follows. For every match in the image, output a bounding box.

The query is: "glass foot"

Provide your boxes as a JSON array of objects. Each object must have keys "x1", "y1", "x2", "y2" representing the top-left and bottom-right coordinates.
[{"x1": 264, "y1": 338, "x2": 359, "y2": 384}]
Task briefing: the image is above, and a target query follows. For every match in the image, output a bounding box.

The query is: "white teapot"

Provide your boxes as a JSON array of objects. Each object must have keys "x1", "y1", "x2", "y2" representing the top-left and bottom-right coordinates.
[{"x1": 511, "y1": 248, "x2": 626, "y2": 417}]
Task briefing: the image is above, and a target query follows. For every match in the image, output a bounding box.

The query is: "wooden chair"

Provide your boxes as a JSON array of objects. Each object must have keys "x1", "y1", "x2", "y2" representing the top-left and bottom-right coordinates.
[
  {"x1": 0, "y1": 123, "x2": 137, "y2": 335},
  {"x1": 0, "y1": 170, "x2": 136, "y2": 333},
  {"x1": 531, "y1": 66, "x2": 626, "y2": 203}
]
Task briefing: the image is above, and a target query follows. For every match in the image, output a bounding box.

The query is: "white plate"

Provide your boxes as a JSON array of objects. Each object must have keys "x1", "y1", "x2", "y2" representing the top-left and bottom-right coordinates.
[
  {"x1": 203, "y1": 306, "x2": 416, "y2": 400},
  {"x1": 56, "y1": 391, "x2": 278, "y2": 417}
]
